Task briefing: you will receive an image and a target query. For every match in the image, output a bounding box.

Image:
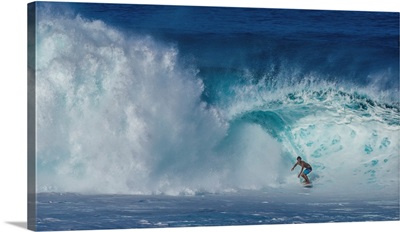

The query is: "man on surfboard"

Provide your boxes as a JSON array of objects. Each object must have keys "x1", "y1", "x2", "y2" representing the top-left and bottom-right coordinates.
[{"x1": 291, "y1": 156, "x2": 312, "y2": 184}]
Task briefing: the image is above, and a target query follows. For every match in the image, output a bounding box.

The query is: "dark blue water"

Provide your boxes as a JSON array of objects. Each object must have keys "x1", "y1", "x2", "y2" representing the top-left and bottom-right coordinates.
[
  {"x1": 51, "y1": 2, "x2": 400, "y2": 92},
  {"x1": 32, "y1": 2, "x2": 399, "y2": 231},
  {"x1": 36, "y1": 192, "x2": 399, "y2": 231}
]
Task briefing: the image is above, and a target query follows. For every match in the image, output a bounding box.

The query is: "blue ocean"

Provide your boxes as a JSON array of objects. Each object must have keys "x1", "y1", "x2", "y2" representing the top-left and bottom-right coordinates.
[{"x1": 30, "y1": 2, "x2": 399, "y2": 231}]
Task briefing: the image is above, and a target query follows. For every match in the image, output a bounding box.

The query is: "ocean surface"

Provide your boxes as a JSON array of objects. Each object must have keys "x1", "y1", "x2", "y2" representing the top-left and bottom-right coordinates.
[
  {"x1": 36, "y1": 191, "x2": 399, "y2": 231},
  {"x1": 30, "y1": 2, "x2": 399, "y2": 231}
]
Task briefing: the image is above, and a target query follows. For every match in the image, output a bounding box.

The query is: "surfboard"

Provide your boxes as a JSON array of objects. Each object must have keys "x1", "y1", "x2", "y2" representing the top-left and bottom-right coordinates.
[{"x1": 303, "y1": 182, "x2": 313, "y2": 188}]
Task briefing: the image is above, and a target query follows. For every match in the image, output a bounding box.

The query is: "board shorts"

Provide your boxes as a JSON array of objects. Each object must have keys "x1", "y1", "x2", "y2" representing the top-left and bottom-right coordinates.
[{"x1": 303, "y1": 168, "x2": 312, "y2": 175}]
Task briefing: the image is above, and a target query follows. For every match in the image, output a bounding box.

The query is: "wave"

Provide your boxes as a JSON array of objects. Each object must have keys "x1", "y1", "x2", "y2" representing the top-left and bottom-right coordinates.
[
  {"x1": 36, "y1": 11, "x2": 229, "y2": 195},
  {"x1": 226, "y1": 83, "x2": 399, "y2": 195},
  {"x1": 35, "y1": 8, "x2": 399, "y2": 198}
]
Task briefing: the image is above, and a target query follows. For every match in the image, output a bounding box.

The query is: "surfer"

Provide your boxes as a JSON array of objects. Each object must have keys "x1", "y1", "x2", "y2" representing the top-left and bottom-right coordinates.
[{"x1": 291, "y1": 156, "x2": 312, "y2": 184}]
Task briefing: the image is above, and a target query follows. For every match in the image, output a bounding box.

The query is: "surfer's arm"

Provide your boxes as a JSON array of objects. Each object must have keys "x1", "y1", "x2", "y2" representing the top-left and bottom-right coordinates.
[{"x1": 291, "y1": 163, "x2": 297, "y2": 171}]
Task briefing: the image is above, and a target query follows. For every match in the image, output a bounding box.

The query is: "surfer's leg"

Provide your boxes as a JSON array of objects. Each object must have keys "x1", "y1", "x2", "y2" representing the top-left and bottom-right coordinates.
[
  {"x1": 304, "y1": 175, "x2": 310, "y2": 184},
  {"x1": 300, "y1": 173, "x2": 307, "y2": 183},
  {"x1": 302, "y1": 169, "x2": 311, "y2": 184}
]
